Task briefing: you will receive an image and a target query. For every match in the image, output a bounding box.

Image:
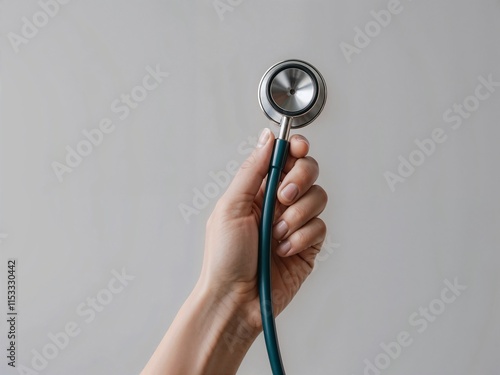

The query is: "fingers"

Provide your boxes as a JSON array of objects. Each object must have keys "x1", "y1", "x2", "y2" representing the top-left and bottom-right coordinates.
[
  {"x1": 221, "y1": 128, "x2": 274, "y2": 211},
  {"x1": 276, "y1": 217, "x2": 327, "y2": 257},
  {"x1": 273, "y1": 184, "x2": 328, "y2": 238},
  {"x1": 255, "y1": 134, "x2": 313, "y2": 208},
  {"x1": 273, "y1": 184, "x2": 327, "y2": 239},
  {"x1": 277, "y1": 156, "x2": 319, "y2": 206},
  {"x1": 282, "y1": 134, "x2": 310, "y2": 174},
  {"x1": 274, "y1": 184, "x2": 328, "y2": 259}
]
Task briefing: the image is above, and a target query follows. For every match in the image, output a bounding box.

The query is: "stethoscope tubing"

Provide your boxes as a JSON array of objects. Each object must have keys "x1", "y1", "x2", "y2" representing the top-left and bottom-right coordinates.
[
  {"x1": 258, "y1": 59, "x2": 326, "y2": 375},
  {"x1": 258, "y1": 138, "x2": 289, "y2": 375}
]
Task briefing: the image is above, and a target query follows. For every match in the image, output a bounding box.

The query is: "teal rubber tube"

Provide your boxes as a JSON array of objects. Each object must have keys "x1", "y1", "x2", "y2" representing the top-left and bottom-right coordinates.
[{"x1": 258, "y1": 138, "x2": 289, "y2": 375}]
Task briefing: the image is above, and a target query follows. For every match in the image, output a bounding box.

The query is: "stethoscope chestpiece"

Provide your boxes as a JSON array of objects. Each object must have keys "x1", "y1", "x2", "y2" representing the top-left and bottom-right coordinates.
[{"x1": 258, "y1": 59, "x2": 327, "y2": 129}]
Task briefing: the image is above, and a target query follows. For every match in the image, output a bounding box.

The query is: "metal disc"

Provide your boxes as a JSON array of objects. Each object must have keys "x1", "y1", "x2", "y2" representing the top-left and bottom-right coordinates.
[
  {"x1": 269, "y1": 68, "x2": 317, "y2": 114},
  {"x1": 258, "y1": 60, "x2": 327, "y2": 129}
]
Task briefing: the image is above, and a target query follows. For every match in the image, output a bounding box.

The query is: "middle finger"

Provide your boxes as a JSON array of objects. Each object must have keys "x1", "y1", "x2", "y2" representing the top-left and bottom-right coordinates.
[{"x1": 277, "y1": 156, "x2": 319, "y2": 206}]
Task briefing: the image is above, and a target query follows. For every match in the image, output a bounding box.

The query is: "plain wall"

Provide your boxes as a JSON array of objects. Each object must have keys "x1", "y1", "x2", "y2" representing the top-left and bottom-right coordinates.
[{"x1": 0, "y1": 1, "x2": 499, "y2": 374}]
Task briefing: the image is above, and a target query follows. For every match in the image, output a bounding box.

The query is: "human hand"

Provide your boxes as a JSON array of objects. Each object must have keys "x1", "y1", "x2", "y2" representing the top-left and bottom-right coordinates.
[
  {"x1": 198, "y1": 128, "x2": 328, "y2": 333},
  {"x1": 142, "y1": 128, "x2": 328, "y2": 375}
]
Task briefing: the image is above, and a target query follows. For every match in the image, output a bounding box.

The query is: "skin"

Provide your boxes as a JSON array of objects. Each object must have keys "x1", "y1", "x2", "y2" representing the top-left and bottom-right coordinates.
[{"x1": 141, "y1": 128, "x2": 328, "y2": 375}]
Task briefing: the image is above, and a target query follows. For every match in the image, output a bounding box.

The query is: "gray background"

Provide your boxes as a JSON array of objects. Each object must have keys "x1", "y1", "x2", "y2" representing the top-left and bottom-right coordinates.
[{"x1": 1, "y1": 0, "x2": 499, "y2": 374}]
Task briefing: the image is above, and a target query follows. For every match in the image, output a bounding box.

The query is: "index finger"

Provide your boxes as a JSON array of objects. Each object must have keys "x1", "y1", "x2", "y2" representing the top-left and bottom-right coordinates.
[{"x1": 282, "y1": 134, "x2": 310, "y2": 174}]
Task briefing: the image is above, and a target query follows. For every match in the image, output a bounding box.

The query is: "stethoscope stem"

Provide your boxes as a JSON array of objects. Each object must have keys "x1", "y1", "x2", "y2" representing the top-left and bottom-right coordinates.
[
  {"x1": 278, "y1": 116, "x2": 292, "y2": 140},
  {"x1": 258, "y1": 126, "x2": 290, "y2": 375}
]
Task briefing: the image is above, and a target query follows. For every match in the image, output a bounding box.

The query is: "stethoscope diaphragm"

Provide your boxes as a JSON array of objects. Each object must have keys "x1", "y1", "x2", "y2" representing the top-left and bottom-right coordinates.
[{"x1": 258, "y1": 59, "x2": 327, "y2": 129}]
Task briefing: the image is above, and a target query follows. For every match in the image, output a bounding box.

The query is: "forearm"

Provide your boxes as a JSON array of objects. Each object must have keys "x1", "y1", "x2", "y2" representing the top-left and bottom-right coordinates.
[{"x1": 141, "y1": 281, "x2": 260, "y2": 375}]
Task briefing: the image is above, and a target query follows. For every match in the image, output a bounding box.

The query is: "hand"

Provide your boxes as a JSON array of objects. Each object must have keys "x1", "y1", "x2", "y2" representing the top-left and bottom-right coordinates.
[
  {"x1": 142, "y1": 128, "x2": 328, "y2": 375},
  {"x1": 199, "y1": 128, "x2": 328, "y2": 332}
]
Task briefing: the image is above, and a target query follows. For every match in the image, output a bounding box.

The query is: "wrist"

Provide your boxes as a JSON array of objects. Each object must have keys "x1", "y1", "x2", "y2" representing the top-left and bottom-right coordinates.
[
  {"x1": 141, "y1": 280, "x2": 260, "y2": 375},
  {"x1": 193, "y1": 278, "x2": 261, "y2": 343},
  {"x1": 191, "y1": 280, "x2": 261, "y2": 374}
]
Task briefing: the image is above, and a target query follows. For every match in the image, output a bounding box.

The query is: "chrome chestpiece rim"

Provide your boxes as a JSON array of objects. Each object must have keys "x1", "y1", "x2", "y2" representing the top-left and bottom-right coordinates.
[{"x1": 258, "y1": 59, "x2": 327, "y2": 129}]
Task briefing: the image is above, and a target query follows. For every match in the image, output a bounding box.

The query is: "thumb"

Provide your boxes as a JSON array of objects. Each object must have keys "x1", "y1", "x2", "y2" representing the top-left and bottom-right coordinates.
[{"x1": 222, "y1": 128, "x2": 274, "y2": 209}]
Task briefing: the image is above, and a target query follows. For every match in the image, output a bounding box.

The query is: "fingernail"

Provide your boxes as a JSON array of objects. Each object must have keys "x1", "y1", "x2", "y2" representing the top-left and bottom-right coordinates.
[
  {"x1": 295, "y1": 134, "x2": 309, "y2": 146},
  {"x1": 257, "y1": 128, "x2": 270, "y2": 148},
  {"x1": 281, "y1": 183, "x2": 298, "y2": 202},
  {"x1": 273, "y1": 220, "x2": 288, "y2": 240},
  {"x1": 277, "y1": 240, "x2": 291, "y2": 256}
]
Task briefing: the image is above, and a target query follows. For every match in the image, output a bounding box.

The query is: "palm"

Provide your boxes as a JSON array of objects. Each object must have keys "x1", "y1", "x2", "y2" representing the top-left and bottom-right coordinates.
[
  {"x1": 204, "y1": 187, "x2": 316, "y2": 329},
  {"x1": 202, "y1": 134, "x2": 325, "y2": 332}
]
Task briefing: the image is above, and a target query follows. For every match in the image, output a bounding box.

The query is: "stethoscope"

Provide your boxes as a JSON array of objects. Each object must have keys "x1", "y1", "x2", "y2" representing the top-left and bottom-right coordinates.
[{"x1": 257, "y1": 59, "x2": 327, "y2": 375}]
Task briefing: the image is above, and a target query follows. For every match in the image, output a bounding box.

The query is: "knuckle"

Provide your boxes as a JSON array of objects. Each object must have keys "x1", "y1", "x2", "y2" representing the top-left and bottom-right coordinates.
[
  {"x1": 289, "y1": 204, "x2": 307, "y2": 223},
  {"x1": 312, "y1": 185, "x2": 328, "y2": 204},
  {"x1": 295, "y1": 156, "x2": 317, "y2": 176},
  {"x1": 316, "y1": 218, "x2": 327, "y2": 237},
  {"x1": 293, "y1": 230, "x2": 307, "y2": 248},
  {"x1": 304, "y1": 156, "x2": 319, "y2": 172}
]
